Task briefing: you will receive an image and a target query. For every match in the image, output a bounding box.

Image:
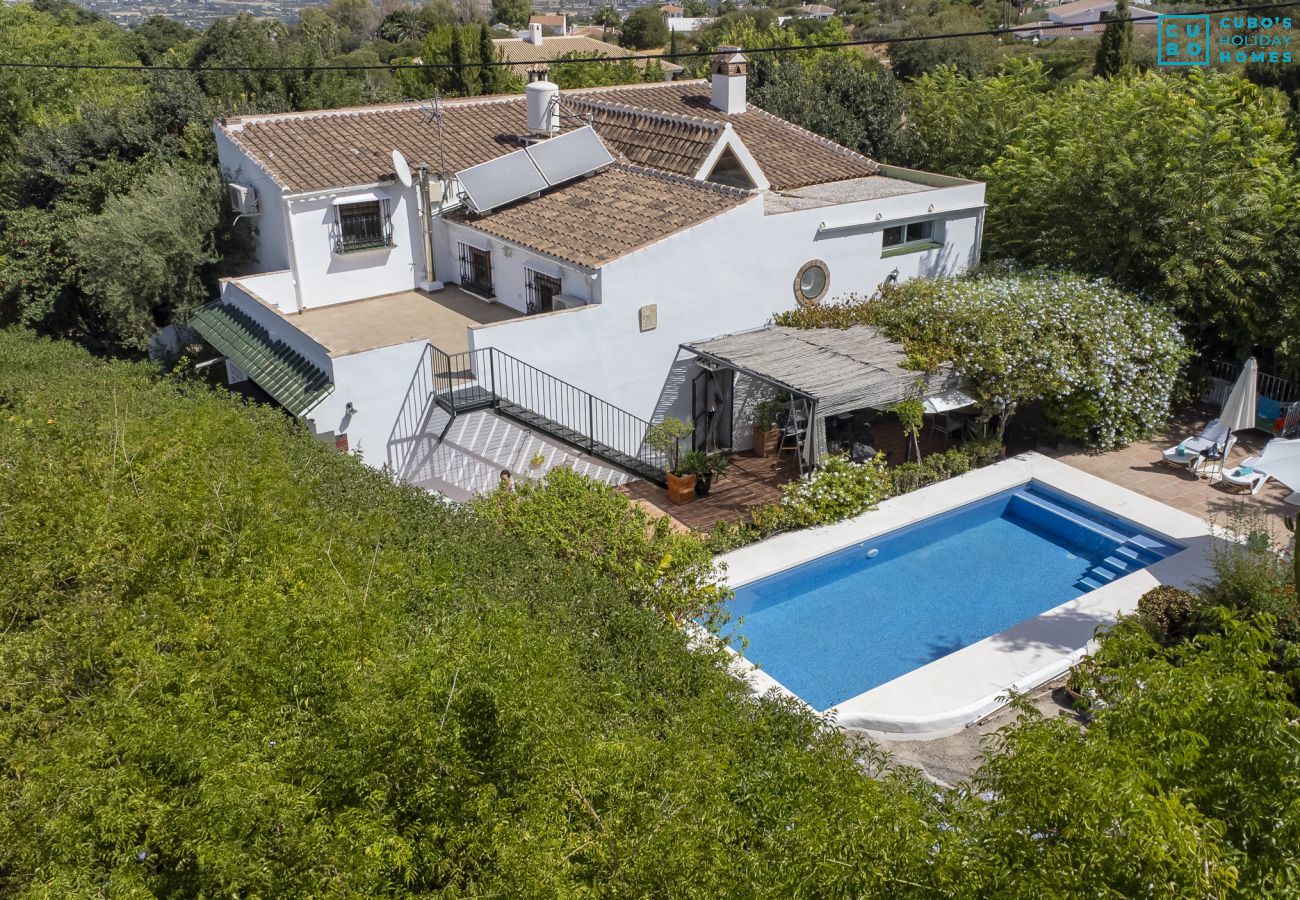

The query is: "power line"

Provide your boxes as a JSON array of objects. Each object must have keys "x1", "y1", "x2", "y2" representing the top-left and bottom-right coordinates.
[{"x1": 0, "y1": 1, "x2": 1294, "y2": 73}]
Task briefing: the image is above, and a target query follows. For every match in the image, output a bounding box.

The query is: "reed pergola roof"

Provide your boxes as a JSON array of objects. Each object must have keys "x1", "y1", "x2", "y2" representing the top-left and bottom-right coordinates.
[{"x1": 682, "y1": 324, "x2": 960, "y2": 417}]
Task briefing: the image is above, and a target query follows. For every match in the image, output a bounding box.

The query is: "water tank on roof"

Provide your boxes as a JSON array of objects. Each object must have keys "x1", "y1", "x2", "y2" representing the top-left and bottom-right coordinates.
[{"x1": 526, "y1": 80, "x2": 560, "y2": 137}]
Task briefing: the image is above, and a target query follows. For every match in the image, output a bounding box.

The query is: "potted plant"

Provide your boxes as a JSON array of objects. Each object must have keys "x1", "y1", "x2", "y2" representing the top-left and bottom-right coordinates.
[
  {"x1": 694, "y1": 451, "x2": 730, "y2": 496},
  {"x1": 678, "y1": 449, "x2": 710, "y2": 496},
  {"x1": 645, "y1": 416, "x2": 695, "y2": 504},
  {"x1": 752, "y1": 398, "x2": 782, "y2": 458}
]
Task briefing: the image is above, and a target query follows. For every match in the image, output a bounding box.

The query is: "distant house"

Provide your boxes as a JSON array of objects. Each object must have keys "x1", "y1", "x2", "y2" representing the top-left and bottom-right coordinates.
[
  {"x1": 1013, "y1": 0, "x2": 1156, "y2": 38},
  {"x1": 660, "y1": 3, "x2": 684, "y2": 16},
  {"x1": 495, "y1": 26, "x2": 683, "y2": 80},
  {"x1": 796, "y1": 3, "x2": 836, "y2": 19},
  {"x1": 668, "y1": 15, "x2": 714, "y2": 32},
  {"x1": 528, "y1": 13, "x2": 567, "y2": 34}
]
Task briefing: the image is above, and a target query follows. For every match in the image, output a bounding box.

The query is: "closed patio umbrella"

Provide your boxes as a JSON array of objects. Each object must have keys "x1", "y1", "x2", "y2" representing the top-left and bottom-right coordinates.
[{"x1": 1220, "y1": 357, "x2": 1258, "y2": 434}]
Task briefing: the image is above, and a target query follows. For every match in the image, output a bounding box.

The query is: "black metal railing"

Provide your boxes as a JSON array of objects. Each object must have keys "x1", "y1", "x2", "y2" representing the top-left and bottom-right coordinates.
[
  {"x1": 457, "y1": 244, "x2": 495, "y2": 298},
  {"x1": 331, "y1": 200, "x2": 394, "y2": 254},
  {"x1": 385, "y1": 342, "x2": 669, "y2": 484}
]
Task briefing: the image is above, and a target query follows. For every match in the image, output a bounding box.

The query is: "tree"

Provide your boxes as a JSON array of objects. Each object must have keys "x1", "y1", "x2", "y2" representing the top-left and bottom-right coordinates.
[
  {"x1": 750, "y1": 54, "x2": 908, "y2": 161},
  {"x1": 378, "y1": 7, "x2": 427, "y2": 43},
  {"x1": 907, "y1": 63, "x2": 1300, "y2": 371},
  {"x1": 477, "y1": 23, "x2": 503, "y2": 94},
  {"x1": 593, "y1": 3, "x2": 620, "y2": 36},
  {"x1": 619, "y1": 6, "x2": 669, "y2": 49},
  {"x1": 129, "y1": 15, "x2": 197, "y2": 65},
  {"x1": 490, "y1": 0, "x2": 530, "y2": 28},
  {"x1": 448, "y1": 24, "x2": 477, "y2": 95},
  {"x1": 1094, "y1": 0, "x2": 1132, "y2": 77},
  {"x1": 75, "y1": 166, "x2": 221, "y2": 349}
]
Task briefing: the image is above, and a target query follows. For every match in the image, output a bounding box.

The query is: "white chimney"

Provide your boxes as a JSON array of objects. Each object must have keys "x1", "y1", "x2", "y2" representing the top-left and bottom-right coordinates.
[
  {"x1": 529, "y1": 22, "x2": 543, "y2": 44},
  {"x1": 710, "y1": 46, "x2": 747, "y2": 114},
  {"x1": 526, "y1": 80, "x2": 560, "y2": 136}
]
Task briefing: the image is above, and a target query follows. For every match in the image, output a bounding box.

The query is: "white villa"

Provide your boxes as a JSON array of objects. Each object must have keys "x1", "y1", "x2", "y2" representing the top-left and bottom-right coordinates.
[{"x1": 201, "y1": 48, "x2": 986, "y2": 498}]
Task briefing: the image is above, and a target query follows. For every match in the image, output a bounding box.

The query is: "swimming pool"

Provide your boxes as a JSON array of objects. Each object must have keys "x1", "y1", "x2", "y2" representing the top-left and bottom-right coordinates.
[{"x1": 721, "y1": 483, "x2": 1181, "y2": 712}]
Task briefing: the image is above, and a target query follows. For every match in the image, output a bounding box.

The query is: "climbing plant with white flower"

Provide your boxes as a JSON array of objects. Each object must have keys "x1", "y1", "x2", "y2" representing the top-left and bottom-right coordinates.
[{"x1": 776, "y1": 271, "x2": 1189, "y2": 448}]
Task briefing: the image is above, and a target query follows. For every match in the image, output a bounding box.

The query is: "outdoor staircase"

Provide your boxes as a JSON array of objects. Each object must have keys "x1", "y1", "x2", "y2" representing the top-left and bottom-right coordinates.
[{"x1": 387, "y1": 343, "x2": 669, "y2": 485}]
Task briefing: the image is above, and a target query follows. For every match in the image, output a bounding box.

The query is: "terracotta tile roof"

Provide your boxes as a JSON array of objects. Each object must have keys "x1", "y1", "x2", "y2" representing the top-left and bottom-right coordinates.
[
  {"x1": 446, "y1": 164, "x2": 751, "y2": 268},
  {"x1": 567, "y1": 98, "x2": 721, "y2": 177},
  {"x1": 492, "y1": 35, "x2": 683, "y2": 78},
  {"x1": 570, "y1": 81, "x2": 880, "y2": 190},
  {"x1": 220, "y1": 97, "x2": 554, "y2": 194},
  {"x1": 217, "y1": 80, "x2": 879, "y2": 195}
]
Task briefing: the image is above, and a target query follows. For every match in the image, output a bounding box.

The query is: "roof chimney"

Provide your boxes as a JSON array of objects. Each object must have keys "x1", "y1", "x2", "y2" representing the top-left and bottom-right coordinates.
[
  {"x1": 529, "y1": 22, "x2": 543, "y2": 44},
  {"x1": 710, "y1": 46, "x2": 747, "y2": 115}
]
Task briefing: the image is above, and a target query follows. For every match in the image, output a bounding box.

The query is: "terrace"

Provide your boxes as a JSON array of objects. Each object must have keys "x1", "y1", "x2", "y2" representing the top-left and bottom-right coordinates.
[{"x1": 284, "y1": 287, "x2": 521, "y2": 357}]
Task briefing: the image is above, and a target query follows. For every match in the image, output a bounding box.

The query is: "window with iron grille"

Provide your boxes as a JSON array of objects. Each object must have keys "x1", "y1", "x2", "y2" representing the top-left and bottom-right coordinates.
[
  {"x1": 457, "y1": 242, "x2": 494, "y2": 297},
  {"x1": 332, "y1": 199, "x2": 393, "y2": 253},
  {"x1": 525, "y1": 268, "x2": 562, "y2": 314}
]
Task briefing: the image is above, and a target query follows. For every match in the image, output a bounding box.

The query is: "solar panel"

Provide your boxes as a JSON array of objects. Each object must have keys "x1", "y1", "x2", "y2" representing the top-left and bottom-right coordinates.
[
  {"x1": 525, "y1": 126, "x2": 615, "y2": 186},
  {"x1": 457, "y1": 150, "x2": 547, "y2": 214},
  {"x1": 454, "y1": 126, "x2": 615, "y2": 214}
]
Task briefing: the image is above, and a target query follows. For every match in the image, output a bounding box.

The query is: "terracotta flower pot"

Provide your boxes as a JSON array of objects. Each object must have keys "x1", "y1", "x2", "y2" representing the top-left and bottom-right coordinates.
[
  {"x1": 667, "y1": 472, "x2": 697, "y2": 505},
  {"x1": 753, "y1": 426, "x2": 780, "y2": 458}
]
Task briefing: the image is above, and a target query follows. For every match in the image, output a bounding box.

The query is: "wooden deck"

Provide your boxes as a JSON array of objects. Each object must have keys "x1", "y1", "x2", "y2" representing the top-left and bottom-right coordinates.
[
  {"x1": 621, "y1": 451, "x2": 800, "y2": 530},
  {"x1": 620, "y1": 418, "x2": 983, "y2": 533}
]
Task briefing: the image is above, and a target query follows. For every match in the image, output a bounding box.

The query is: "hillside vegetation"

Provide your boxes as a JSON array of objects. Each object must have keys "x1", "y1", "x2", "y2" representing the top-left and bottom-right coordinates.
[{"x1": 3, "y1": 331, "x2": 1300, "y2": 895}]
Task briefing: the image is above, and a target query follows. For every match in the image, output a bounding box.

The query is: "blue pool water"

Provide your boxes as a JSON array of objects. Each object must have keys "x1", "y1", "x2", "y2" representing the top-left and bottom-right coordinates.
[{"x1": 722, "y1": 483, "x2": 1180, "y2": 711}]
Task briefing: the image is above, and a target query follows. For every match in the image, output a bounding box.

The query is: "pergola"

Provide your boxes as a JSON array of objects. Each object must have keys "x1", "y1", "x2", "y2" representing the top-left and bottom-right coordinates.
[{"x1": 681, "y1": 324, "x2": 964, "y2": 468}]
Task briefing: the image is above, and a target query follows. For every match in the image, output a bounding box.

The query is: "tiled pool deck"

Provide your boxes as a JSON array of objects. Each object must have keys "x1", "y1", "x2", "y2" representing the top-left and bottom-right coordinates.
[{"x1": 714, "y1": 453, "x2": 1217, "y2": 738}]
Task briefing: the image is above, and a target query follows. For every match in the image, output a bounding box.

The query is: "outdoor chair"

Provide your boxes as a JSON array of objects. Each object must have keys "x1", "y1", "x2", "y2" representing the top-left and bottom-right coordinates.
[
  {"x1": 1160, "y1": 418, "x2": 1230, "y2": 473},
  {"x1": 1220, "y1": 456, "x2": 1271, "y2": 494}
]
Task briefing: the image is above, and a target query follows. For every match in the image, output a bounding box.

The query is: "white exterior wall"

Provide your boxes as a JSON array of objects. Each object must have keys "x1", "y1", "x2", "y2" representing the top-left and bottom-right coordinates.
[
  {"x1": 287, "y1": 185, "x2": 425, "y2": 309},
  {"x1": 308, "y1": 340, "x2": 430, "y2": 468},
  {"x1": 444, "y1": 221, "x2": 594, "y2": 314},
  {"x1": 215, "y1": 129, "x2": 291, "y2": 274},
  {"x1": 470, "y1": 178, "x2": 985, "y2": 429}
]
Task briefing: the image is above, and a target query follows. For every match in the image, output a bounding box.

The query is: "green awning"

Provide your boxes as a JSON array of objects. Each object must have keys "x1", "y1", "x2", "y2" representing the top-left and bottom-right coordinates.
[{"x1": 191, "y1": 303, "x2": 332, "y2": 416}]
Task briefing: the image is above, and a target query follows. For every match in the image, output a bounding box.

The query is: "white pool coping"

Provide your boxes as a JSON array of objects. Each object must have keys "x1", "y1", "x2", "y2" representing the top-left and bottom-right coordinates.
[{"x1": 714, "y1": 452, "x2": 1217, "y2": 739}]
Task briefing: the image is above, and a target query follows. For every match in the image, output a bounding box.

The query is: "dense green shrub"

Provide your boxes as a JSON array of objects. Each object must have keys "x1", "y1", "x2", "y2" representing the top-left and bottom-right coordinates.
[
  {"x1": 775, "y1": 453, "x2": 893, "y2": 528},
  {"x1": 969, "y1": 611, "x2": 1300, "y2": 896},
  {"x1": 471, "y1": 466, "x2": 727, "y2": 627},
  {"x1": 0, "y1": 329, "x2": 948, "y2": 896},
  {"x1": 1136, "y1": 585, "x2": 1199, "y2": 644}
]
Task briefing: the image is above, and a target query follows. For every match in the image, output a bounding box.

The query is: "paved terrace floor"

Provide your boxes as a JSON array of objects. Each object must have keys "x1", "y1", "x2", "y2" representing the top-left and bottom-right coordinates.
[
  {"x1": 284, "y1": 287, "x2": 520, "y2": 357},
  {"x1": 1047, "y1": 406, "x2": 1297, "y2": 537}
]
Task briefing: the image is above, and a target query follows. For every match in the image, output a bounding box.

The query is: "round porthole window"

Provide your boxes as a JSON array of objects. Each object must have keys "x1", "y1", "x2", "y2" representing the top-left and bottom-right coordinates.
[{"x1": 794, "y1": 260, "x2": 829, "y2": 305}]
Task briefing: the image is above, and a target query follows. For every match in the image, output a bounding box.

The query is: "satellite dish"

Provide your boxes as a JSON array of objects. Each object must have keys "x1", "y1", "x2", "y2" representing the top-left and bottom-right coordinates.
[{"x1": 392, "y1": 149, "x2": 413, "y2": 188}]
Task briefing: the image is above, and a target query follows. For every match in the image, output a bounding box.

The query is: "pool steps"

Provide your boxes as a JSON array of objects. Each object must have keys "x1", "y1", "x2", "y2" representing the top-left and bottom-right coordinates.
[{"x1": 1006, "y1": 489, "x2": 1175, "y2": 593}]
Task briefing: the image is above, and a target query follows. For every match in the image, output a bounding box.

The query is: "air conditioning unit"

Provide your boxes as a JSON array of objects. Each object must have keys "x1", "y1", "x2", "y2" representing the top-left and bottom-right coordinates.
[
  {"x1": 228, "y1": 183, "x2": 259, "y2": 215},
  {"x1": 552, "y1": 294, "x2": 585, "y2": 310}
]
